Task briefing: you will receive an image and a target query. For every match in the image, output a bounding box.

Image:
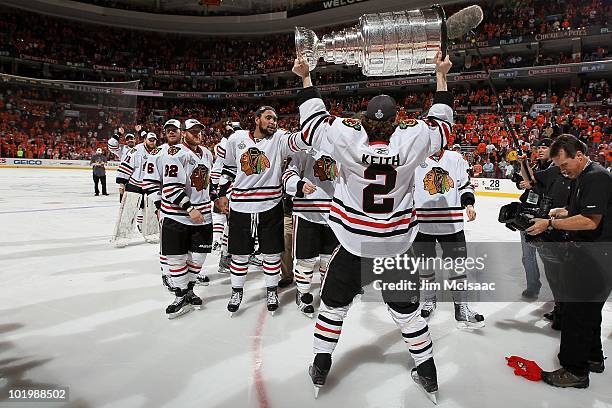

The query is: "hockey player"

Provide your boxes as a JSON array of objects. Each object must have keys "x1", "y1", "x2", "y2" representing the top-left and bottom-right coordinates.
[
  {"x1": 115, "y1": 131, "x2": 158, "y2": 233},
  {"x1": 283, "y1": 146, "x2": 339, "y2": 317},
  {"x1": 108, "y1": 129, "x2": 136, "y2": 202},
  {"x1": 215, "y1": 107, "x2": 312, "y2": 316},
  {"x1": 293, "y1": 51, "x2": 453, "y2": 402},
  {"x1": 210, "y1": 121, "x2": 236, "y2": 274},
  {"x1": 413, "y1": 147, "x2": 485, "y2": 328},
  {"x1": 159, "y1": 119, "x2": 214, "y2": 319},
  {"x1": 107, "y1": 126, "x2": 138, "y2": 161},
  {"x1": 141, "y1": 119, "x2": 210, "y2": 290},
  {"x1": 112, "y1": 131, "x2": 158, "y2": 246}
]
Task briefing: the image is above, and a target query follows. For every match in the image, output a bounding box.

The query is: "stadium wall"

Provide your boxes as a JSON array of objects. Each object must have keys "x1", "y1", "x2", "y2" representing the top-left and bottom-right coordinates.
[
  {"x1": 473, "y1": 178, "x2": 522, "y2": 198},
  {"x1": 0, "y1": 159, "x2": 522, "y2": 198},
  {"x1": 0, "y1": 158, "x2": 120, "y2": 170}
]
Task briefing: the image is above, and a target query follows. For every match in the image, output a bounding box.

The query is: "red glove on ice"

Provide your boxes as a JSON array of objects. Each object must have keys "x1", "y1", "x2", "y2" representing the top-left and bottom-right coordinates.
[{"x1": 505, "y1": 356, "x2": 542, "y2": 381}]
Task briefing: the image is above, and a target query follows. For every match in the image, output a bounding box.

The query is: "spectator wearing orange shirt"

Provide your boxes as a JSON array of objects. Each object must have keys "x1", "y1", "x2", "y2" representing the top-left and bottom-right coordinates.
[
  {"x1": 477, "y1": 141, "x2": 487, "y2": 155},
  {"x1": 591, "y1": 126, "x2": 603, "y2": 149}
]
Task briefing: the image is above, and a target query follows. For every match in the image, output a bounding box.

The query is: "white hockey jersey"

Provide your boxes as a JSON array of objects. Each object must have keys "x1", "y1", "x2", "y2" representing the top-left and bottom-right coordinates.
[
  {"x1": 283, "y1": 147, "x2": 337, "y2": 224},
  {"x1": 116, "y1": 143, "x2": 159, "y2": 190},
  {"x1": 414, "y1": 150, "x2": 474, "y2": 235},
  {"x1": 160, "y1": 143, "x2": 214, "y2": 226},
  {"x1": 220, "y1": 129, "x2": 310, "y2": 213},
  {"x1": 299, "y1": 87, "x2": 453, "y2": 258},
  {"x1": 211, "y1": 137, "x2": 227, "y2": 187},
  {"x1": 142, "y1": 143, "x2": 173, "y2": 201}
]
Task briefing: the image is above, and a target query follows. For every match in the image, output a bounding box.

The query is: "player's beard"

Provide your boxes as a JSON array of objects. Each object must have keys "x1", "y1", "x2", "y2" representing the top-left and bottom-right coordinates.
[
  {"x1": 259, "y1": 123, "x2": 275, "y2": 138},
  {"x1": 185, "y1": 134, "x2": 201, "y2": 148},
  {"x1": 167, "y1": 134, "x2": 180, "y2": 145}
]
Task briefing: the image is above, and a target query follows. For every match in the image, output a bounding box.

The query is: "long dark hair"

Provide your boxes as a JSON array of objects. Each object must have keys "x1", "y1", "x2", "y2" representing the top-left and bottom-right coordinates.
[{"x1": 360, "y1": 114, "x2": 396, "y2": 143}]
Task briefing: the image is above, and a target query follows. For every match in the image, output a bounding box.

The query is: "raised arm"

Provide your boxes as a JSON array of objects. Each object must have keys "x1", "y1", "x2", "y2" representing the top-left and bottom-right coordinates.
[{"x1": 292, "y1": 57, "x2": 337, "y2": 153}]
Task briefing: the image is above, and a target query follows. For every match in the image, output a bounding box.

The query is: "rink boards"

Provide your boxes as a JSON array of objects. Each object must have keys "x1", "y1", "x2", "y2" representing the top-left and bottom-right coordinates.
[{"x1": 0, "y1": 160, "x2": 522, "y2": 198}]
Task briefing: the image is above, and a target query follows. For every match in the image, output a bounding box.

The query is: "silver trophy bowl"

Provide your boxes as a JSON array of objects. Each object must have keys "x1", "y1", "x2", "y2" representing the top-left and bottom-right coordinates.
[{"x1": 295, "y1": 6, "x2": 447, "y2": 77}]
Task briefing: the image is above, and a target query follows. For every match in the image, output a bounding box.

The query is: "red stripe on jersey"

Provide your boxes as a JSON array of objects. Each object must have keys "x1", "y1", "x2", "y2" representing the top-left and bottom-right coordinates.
[
  {"x1": 330, "y1": 206, "x2": 415, "y2": 229},
  {"x1": 440, "y1": 123, "x2": 450, "y2": 139},
  {"x1": 163, "y1": 186, "x2": 183, "y2": 193},
  {"x1": 232, "y1": 190, "x2": 282, "y2": 197}
]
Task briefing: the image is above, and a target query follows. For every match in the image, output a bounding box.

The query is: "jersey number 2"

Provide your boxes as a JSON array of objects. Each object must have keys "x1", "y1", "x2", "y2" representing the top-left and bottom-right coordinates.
[
  {"x1": 363, "y1": 164, "x2": 397, "y2": 213},
  {"x1": 164, "y1": 164, "x2": 178, "y2": 178}
]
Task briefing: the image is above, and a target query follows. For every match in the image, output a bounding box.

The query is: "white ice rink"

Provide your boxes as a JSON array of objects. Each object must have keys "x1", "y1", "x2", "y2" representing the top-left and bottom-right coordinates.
[{"x1": 0, "y1": 168, "x2": 610, "y2": 408}]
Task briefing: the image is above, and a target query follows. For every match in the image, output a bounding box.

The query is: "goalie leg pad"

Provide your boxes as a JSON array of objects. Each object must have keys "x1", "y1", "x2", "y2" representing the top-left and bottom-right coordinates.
[
  {"x1": 111, "y1": 191, "x2": 142, "y2": 245},
  {"x1": 142, "y1": 194, "x2": 160, "y2": 241}
]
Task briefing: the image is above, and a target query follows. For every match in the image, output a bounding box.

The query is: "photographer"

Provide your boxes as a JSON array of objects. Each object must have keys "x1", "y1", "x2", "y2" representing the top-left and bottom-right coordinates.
[
  {"x1": 519, "y1": 138, "x2": 572, "y2": 329},
  {"x1": 527, "y1": 134, "x2": 612, "y2": 388},
  {"x1": 515, "y1": 138, "x2": 554, "y2": 300}
]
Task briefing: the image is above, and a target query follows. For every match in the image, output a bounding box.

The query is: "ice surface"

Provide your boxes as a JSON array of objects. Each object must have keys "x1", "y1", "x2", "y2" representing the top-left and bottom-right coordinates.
[{"x1": 0, "y1": 169, "x2": 610, "y2": 408}]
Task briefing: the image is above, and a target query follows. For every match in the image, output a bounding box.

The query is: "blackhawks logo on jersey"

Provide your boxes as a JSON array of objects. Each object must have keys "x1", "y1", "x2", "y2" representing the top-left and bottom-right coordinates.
[
  {"x1": 342, "y1": 118, "x2": 362, "y2": 131},
  {"x1": 313, "y1": 155, "x2": 338, "y2": 182},
  {"x1": 240, "y1": 147, "x2": 270, "y2": 176},
  {"x1": 398, "y1": 118, "x2": 418, "y2": 129},
  {"x1": 190, "y1": 164, "x2": 210, "y2": 192},
  {"x1": 167, "y1": 146, "x2": 180, "y2": 156},
  {"x1": 423, "y1": 167, "x2": 454, "y2": 195}
]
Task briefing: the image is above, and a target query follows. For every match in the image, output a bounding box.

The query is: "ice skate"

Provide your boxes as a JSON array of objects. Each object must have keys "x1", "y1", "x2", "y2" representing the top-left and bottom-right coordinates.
[
  {"x1": 454, "y1": 302, "x2": 485, "y2": 329},
  {"x1": 420, "y1": 296, "x2": 437, "y2": 319},
  {"x1": 195, "y1": 273, "x2": 210, "y2": 286},
  {"x1": 411, "y1": 358, "x2": 438, "y2": 405},
  {"x1": 309, "y1": 354, "x2": 331, "y2": 399},
  {"x1": 186, "y1": 282, "x2": 202, "y2": 310},
  {"x1": 296, "y1": 291, "x2": 314, "y2": 318},
  {"x1": 218, "y1": 254, "x2": 231, "y2": 274},
  {"x1": 267, "y1": 286, "x2": 279, "y2": 315},
  {"x1": 166, "y1": 289, "x2": 194, "y2": 319},
  {"x1": 161, "y1": 275, "x2": 174, "y2": 293},
  {"x1": 227, "y1": 288, "x2": 243, "y2": 317}
]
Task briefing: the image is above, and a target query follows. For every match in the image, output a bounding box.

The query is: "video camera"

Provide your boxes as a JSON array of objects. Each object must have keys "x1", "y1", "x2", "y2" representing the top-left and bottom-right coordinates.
[{"x1": 498, "y1": 194, "x2": 553, "y2": 232}]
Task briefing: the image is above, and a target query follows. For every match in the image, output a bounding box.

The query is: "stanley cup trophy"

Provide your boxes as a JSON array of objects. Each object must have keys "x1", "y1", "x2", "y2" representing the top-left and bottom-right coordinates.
[{"x1": 295, "y1": 6, "x2": 447, "y2": 77}]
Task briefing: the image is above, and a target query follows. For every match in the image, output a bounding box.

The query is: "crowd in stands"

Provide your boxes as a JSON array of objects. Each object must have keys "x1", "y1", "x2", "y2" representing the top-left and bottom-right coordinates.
[
  {"x1": 1, "y1": 0, "x2": 610, "y2": 89},
  {"x1": 472, "y1": 0, "x2": 609, "y2": 41},
  {"x1": 53, "y1": 0, "x2": 612, "y2": 24},
  {"x1": 72, "y1": 0, "x2": 287, "y2": 16},
  {"x1": 1, "y1": 80, "x2": 609, "y2": 176}
]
